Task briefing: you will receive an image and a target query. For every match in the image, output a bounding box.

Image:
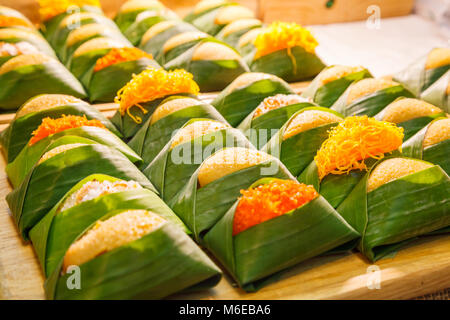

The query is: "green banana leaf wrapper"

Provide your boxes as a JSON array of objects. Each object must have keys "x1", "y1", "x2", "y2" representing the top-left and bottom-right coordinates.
[
  {"x1": 161, "y1": 35, "x2": 212, "y2": 66},
  {"x1": 301, "y1": 66, "x2": 373, "y2": 107},
  {"x1": 88, "y1": 57, "x2": 161, "y2": 103},
  {"x1": 6, "y1": 142, "x2": 155, "y2": 240},
  {"x1": 128, "y1": 99, "x2": 227, "y2": 167},
  {"x1": 114, "y1": 4, "x2": 173, "y2": 33},
  {"x1": 203, "y1": 177, "x2": 359, "y2": 291},
  {"x1": 331, "y1": 84, "x2": 415, "y2": 117},
  {"x1": 143, "y1": 120, "x2": 253, "y2": 202},
  {"x1": 216, "y1": 22, "x2": 263, "y2": 49},
  {"x1": 6, "y1": 126, "x2": 141, "y2": 188},
  {"x1": 0, "y1": 60, "x2": 87, "y2": 111},
  {"x1": 184, "y1": 3, "x2": 235, "y2": 36},
  {"x1": 170, "y1": 154, "x2": 295, "y2": 240},
  {"x1": 237, "y1": 100, "x2": 316, "y2": 149},
  {"x1": 0, "y1": 101, "x2": 119, "y2": 163},
  {"x1": 0, "y1": 31, "x2": 57, "y2": 58},
  {"x1": 212, "y1": 74, "x2": 294, "y2": 126},
  {"x1": 246, "y1": 46, "x2": 326, "y2": 83},
  {"x1": 164, "y1": 39, "x2": 250, "y2": 92},
  {"x1": 337, "y1": 157, "x2": 450, "y2": 262},
  {"x1": 123, "y1": 13, "x2": 178, "y2": 46},
  {"x1": 402, "y1": 119, "x2": 450, "y2": 174},
  {"x1": 29, "y1": 173, "x2": 187, "y2": 277},
  {"x1": 393, "y1": 52, "x2": 450, "y2": 96},
  {"x1": 421, "y1": 70, "x2": 449, "y2": 113},
  {"x1": 184, "y1": 1, "x2": 228, "y2": 23},
  {"x1": 262, "y1": 107, "x2": 343, "y2": 176}
]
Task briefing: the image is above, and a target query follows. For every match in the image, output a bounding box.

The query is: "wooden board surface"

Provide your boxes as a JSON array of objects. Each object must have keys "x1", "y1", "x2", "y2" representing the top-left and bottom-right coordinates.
[{"x1": 0, "y1": 81, "x2": 449, "y2": 300}]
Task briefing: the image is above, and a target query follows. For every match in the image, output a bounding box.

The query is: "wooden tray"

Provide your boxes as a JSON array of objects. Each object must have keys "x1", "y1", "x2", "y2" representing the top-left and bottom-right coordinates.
[{"x1": 1, "y1": 82, "x2": 449, "y2": 300}]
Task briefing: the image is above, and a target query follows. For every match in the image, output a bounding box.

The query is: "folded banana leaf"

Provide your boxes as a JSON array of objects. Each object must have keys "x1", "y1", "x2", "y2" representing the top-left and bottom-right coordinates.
[
  {"x1": 203, "y1": 177, "x2": 359, "y2": 291},
  {"x1": 128, "y1": 100, "x2": 227, "y2": 167},
  {"x1": 29, "y1": 173, "x2": 187, "y2": 276},
  {"x1": 170, "y1": 156, "x2": 294, "y2": 239},
  {"x1": 114, "y1": 2, "x2": 169, "y2": 33},
  {"x1": 161, "y1": 33, "x2": 212, "y2": 66},
  {"x1": 184, "y1": 1, "x2": 229, "y2": 24},
  {"x1": 262, "y1": 107, "x2": 343, "y2": 176},
  {"x1": 6, "y1": 142, "x2": 155, "y2": 240},
  {"x1": 301, "y1": 66, "x2": 373, "y2": 107},
  {"x1": 0, "y1": 28, "x2": 57, "y2": 58},
  {"x1": 164, "y1": 39, "x2": 249, "y2": 92},
  {"x1": 212, "y1": 73, "x2": 294, "y2": 126},
  {"x1": 143, "y1": 121, "x2": 252, "y2": 202},
  {"x1": 421, "y1": 70, "x2": 449, "y2": 113},
  {"x1": 0, "y1": 58, "x2": 87, "y2": 111},
  {"x1": 0, "y1": 101, "x2": 118, "y2": 163},
  {"x1": 331, "y1": 84, "x2": 414, "y2": 117},
  {"x1": 403, "y1": 119, "x2": 450, "y2": 174},
  {"x1": 337, "y1": 158, "x2": 450, "y2": 262},
  {"x1": 216, "y1": 19, "x2": 263, "y2": 48},
  {"x1": 6, "y1": 126, "x2": 141, "y2": 188},
  {"x1": 123, "y1": 13, "x2": 177, "y2": 46},
  {"x1": 246, "y1": 46, "x2": 326, "y2": 83},
  {"x1": 237, "y1": 100, "x2": 316, "y2": 149}
]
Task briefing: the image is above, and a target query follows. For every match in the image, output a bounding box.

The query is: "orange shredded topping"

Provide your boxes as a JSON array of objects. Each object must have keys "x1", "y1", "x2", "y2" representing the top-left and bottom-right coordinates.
[
  {"x1": 94, "y1": 47, "x2": 153, "y2": 72},
  {"x1": 114, "y1": 67, "x2": 199, "y2": 124},
  {"x1": 29, "y1": 115, "x2": 105, "y2": 145},
  {"x1": 0, "y1": 16, "x2": 31, "y2": 28},
  {"x1": 253, "y1": 22, "x2": 318, "y2": 60},
  {"x1": 315, "y1": 116, "x2": 404, "y2": 180},
  {"x1": 38, "y1": 0, "x2": 101, "y2": 22},
  {"x1": 233, "y1": 180, "x2": 318, "y2": 236}
]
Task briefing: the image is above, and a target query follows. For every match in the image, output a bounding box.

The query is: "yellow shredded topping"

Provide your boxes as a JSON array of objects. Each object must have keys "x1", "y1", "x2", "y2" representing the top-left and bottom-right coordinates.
[
  {"x1": 94, "y1": 47, "x2": 153, "y2": 72},
  {"x1": 0, "y1": 15, "x2": 32, "y2": 28},
  {"x1": 38, "y1": 0, "x2": 101, "y2": 22},
  {"x1": 114, "y1": 67, "x2": 199, "y2": 123}
]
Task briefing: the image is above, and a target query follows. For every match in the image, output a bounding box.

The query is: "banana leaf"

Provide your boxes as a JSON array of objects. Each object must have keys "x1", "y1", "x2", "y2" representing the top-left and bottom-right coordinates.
[
  {"x1": 203, "y1": 177, "x2": 359, "y2": 290},
  {"x1": 161, "y1": 35, "x2": 213, "y2": 66},
  {"x1": 43, "y1": 212, "x2": 221, "y2": 299},
  {"x1": 164, "y1": 39, "x2": 249, "y2": 92},
  {"x1": 0, "y1": 31, "x2": 57, "y2": 58},
  {"x1": 247, "y1": 46, "x2": 326, "y2": 83},
  {"x1": 6, "y1": 126, "x2": 142, "y2": 188},
  {"x1": 184, "y1": 2, "x2": 229, "y2": 24},
  {"x1": 114, "y1": 5, "x2": 170, "y2": 33},
  {"x1": 170, "y1": 156, "x2": 295, "y2": 239},
  {"x1": 29, "y1": 173, "x2": 187, "y2": 276},
  {"x1": 184, "y1": 3, "x2": 234, "y2": 36},
  {"x1": 262, "y1": 107, "x2": 343, "y2": 176},
  {"x1": 123, "y1": 14, "x2": 175, "y2": 46},
  {"x1": 6, "y1": 142, "x2": 155, "y2": 240},
  {"x1": 128, "y1": 101, "x2": 227, "y2": 167},
  {"x1": 143, "y1": 121, "x2": 252, "y2": 202},
  {"x1": 0, "y1": 101, "x2": 119, "y2": 163},
  {"x1": 301, "y1": 66, "x2": 373, "y2": 107},
  {"x1": 421, "y1": 70, "x2": 449, "y2": 113},
  {"x1": 403, "y1": 120, "x2": 450, "y2": 174},
  {"x1": 331, "y1": 84, "x2": 414, "y2": 117},
  {"x1": 216, "y1": 22, "x2": 263, "y2": 48},
  {"x1": 88, "y1": 58, "x2": 161, "y2": 103},
  {"x1": 237, "y1": 100, "x2": 316, "y2": 149},
  {"x1": 337, "y1": 158, "x2": 450, "y2": 262},
  {"x1": 0, "y1": 60, "x2": 87, "y2": 111},
  {"x1": 212, "y1": 74, "x2": 294, "y2": 126}
]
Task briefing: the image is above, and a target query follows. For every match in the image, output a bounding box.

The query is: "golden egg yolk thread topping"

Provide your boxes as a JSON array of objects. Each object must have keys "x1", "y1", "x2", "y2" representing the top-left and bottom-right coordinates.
[
  {"x1": 30, "y1": 114, "x2": 105, "y2": 145},
  {"x1": 0, "y1": 16, "x2": 32, "y2": 28},
  {"x1": 114, "y1": 67, "x2": 200, "y2": 124},
  {"x1": 233, "y1": 180, "x2": 318, "y2": 236},
  {"x1": 314, "y1": 116, "x2": 404, "y2": 180},
  {"x1": 94, "y1": 47, "x2": 153, "y2": 72},
  {"x1": 38, "y1": 0, "x2": 101, "y2": 22}
]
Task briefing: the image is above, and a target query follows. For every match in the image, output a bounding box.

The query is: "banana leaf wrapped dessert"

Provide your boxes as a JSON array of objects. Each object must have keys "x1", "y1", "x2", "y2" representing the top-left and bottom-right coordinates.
[
  {"x1": 203, "y1": 178, "x2": 359, "y2": 290},
  {"x1": 212, "y1": 72, "x2": 294, "y2": 126},
  {"x1": 263, "y1": 107, "x2": 344, "y2": 176},
  {"x1": 216, "y1": 18, "x2": 263, "y2": 48},
  {"x1": 236, "y1": 26, "x2": 264, "y2": 57},
  {"x1": 111, "y1": 67, "x2": 200, "y2": 139},
  {"x1": 299, "y1": 116, "x2": 404, "y2": 208},
  {"x1": 6, "y1": 140, "x2": 155, "y2": 240},
  {"x1": 302, "y1": 65, "x2": 373, "y2": 107},
  {"x1": 0, "y1": 41, "x2": 40, "y2": 66},
  {"x1": 0, "y1": 53, "x2": 87, "y2": 111},
  {"x1": 164, "y1": 38, "x2": 249, "y2": 92},
  {"x1": 143, "y1": 119, "x2": 252, "y2": 202},
  {"x1": 170, "y1": 147, "x2": 294, "y2": 239},
  {"x1": 331, "y1": 78, "x2": 414, "y2": 117},
  {"x1": 6, "y1": 114, "x2": 141, "y2": 188},
  {"x1": 337, "y1": 157, "x2": 450, "y2": 262},
  {"x1": 158, "y1": 31, "x2": 210, "y2": 65},
  {"x1": 237, "y1": 94, "x2": 316, "y2": 148},
  {"x1": 0, "y1": 94, "x2": 118, "y2": 163},
  {"x1": 394, "y1": 47, "x2": 450, "y2": 96},
  {"x1": 128, "y1": 96, "x2": 227, "y2": 167},
  {"x1": 375, "y1": 98, "x2": 445, "y2": 140},
  {"x1": 0, "y1": 28, "x2": 56, "y2": 58},
  {"x1": 0, "y1": 6, "x2": 35, "y2": 34},
  {"x1": 403, "y1": 117, "x2": 450, "y2": 174},
  {"x1": 185, "y1": 1, "x2": 255, "y2": 36},
  {"x1": 244, "y1": 22, "x2": 326, "y2": 82},
  {"x1": 421, "y1": 69, "x2": 449, "y2": 112}
]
